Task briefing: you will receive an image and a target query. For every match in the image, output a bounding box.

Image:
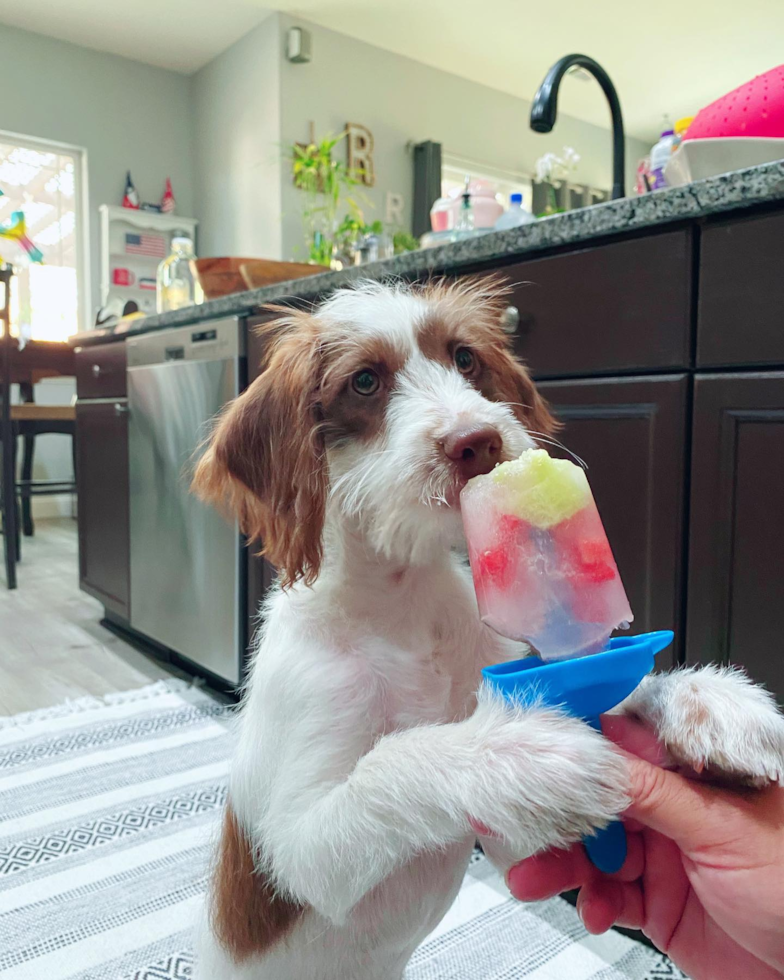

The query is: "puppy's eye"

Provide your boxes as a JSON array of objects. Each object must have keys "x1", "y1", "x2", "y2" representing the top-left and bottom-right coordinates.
[
  {"x1": 351, "y1": 369, "x2": 380, "y2": 396},
  {"x1": 454, "y1": 347, "x2": 475, "y2": 375}
]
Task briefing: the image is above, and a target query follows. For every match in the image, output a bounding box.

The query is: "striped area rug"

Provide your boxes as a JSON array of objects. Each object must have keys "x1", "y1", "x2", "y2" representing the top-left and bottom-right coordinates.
[{"x1": 0, "y1": 680, "x2": 687, "y2": 980}]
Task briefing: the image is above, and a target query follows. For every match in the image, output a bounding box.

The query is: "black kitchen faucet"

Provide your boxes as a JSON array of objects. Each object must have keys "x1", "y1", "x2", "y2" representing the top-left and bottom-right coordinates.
[{"x1": 530, "y1": 54, "x2": 626, "y2": 201}]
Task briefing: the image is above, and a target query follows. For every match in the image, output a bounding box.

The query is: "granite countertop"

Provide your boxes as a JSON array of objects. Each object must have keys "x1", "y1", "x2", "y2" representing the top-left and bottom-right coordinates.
[{"x1": 70, "y1": 159, "x2": 784, "y2": 348}]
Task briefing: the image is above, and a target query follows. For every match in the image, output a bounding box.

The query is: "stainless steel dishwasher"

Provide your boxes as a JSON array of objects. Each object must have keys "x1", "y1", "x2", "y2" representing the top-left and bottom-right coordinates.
[{"x1": 127, "y1": 318, "x2": 244, "y2": 686}]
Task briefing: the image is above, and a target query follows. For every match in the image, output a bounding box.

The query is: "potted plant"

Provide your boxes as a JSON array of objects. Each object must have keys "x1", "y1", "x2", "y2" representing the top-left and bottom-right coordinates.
[{"x1": 290, "y1": 131, "x2": 364, "y2": 268}]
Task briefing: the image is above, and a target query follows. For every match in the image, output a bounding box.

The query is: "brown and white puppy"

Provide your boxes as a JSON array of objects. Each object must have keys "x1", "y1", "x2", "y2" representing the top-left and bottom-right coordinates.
[{"x1": 193, "y1": 279, "x2": 784, "y2": 980}]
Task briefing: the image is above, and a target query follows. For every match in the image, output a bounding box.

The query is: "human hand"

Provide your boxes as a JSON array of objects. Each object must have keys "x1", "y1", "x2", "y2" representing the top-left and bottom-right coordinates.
[{"x1": 507, "y1": 715, "x2": 784, "y2": 980}]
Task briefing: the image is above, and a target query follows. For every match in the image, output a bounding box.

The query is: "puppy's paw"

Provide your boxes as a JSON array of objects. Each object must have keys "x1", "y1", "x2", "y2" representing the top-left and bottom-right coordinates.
[
  {"x1": 623, "y1": 665, "x2": 784, "y2": 787},
  {"x1": 469, "y1": 697, "x2": 629, "y2": 858}
]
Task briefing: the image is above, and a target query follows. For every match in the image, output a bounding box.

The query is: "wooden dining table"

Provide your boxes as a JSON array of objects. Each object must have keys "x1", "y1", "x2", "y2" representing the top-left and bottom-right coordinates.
[{"x1": 1, "y1": 268, "x2": 76, "y2": 588}]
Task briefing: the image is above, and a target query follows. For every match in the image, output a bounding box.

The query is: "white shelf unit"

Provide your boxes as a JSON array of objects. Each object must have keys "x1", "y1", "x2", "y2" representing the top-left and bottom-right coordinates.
[{"x1": 99, "y1": 205, "x2": 197, "y2": 316}]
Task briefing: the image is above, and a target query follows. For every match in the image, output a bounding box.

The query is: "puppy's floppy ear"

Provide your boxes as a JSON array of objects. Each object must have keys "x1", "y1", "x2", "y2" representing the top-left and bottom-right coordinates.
[
  {"x1": 497, "y1": 352, "x2": 560, "y2": 438},
  {"x1": 422, "y1": 273, "x2": 559, "y2": 438},
  {"x1": 192, "y1": 312, "x2": 326, "y2": 588},
  {"x1": 477, "y1": 278, "x2": 560, "y2": 438}
]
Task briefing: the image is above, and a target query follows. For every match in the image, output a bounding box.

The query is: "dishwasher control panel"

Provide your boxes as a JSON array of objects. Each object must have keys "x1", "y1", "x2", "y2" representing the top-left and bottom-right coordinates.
[{"x1": 127, "y1": 317, "x2": 244, "y2": 368}]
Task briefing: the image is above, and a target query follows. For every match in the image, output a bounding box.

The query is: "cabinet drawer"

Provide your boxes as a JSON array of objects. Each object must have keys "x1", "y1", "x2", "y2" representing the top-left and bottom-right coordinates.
[
  {"x1": 75, "y1": 342, "x2": 127, "y2": 398},
  {"x1": 500, "y1": 230, "x2": 692, "y2": 378},
  {"x1": 698, "y1": 211, "x2": 784, "y2": 368}
]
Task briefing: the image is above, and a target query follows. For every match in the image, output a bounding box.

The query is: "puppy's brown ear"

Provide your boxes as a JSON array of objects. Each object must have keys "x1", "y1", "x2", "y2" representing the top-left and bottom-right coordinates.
[
  {"x1": 499, "y1": 354, "x2": 560, "y2": 438},
  {"x1": 422, "y1": 274, "x2": 560, "y2": 438},
  {"x1": 192, "y1": 313, "x2": 326, "y2": 588}
]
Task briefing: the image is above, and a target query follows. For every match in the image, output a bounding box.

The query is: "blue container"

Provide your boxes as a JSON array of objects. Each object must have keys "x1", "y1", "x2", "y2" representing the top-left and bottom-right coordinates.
[{"x1": 482, "y1": 630, "x2": 674, "y2": 873}]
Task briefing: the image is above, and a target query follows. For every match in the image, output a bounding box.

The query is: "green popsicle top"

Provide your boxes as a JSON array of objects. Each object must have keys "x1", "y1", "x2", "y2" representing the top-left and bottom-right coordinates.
[{"x1": 487, "y1": 448, "x2": 591, "y2": 529}]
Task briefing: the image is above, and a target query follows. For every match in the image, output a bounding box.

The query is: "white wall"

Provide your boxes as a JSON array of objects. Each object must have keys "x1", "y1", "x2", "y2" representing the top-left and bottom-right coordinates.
[
  {"x1": 190, "y1": 14, "x2": 283, "y2": 260},
  {"x1": 277, "y1": 14, "x2": 649, "y2": 261},
  {"x1": 0, "y1": 24, "x2": 195, "y2": 321}
]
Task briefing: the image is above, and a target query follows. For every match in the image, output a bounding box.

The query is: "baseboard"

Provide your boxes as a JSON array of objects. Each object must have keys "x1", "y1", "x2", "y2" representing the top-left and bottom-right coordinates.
[{"x1": 31, "y1": 494, "x2": 77, "y2": 520}]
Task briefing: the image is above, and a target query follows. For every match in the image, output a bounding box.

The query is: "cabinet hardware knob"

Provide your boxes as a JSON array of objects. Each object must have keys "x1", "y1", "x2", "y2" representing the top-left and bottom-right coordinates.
[
  {"x1": 91, "y1": 364, "x2": 101, "y2": 377},
  {"x1": 114, "y1": 403, "x2": 129, "y2": 415},
  {"x1": 501, "y1": 305, "x2": 520, "y2": 334}
]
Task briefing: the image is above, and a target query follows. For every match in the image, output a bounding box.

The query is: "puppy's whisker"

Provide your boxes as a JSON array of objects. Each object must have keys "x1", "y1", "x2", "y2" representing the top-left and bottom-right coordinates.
[{"x1": 525, "y1": 432, "x2": 588, "y2": 470}]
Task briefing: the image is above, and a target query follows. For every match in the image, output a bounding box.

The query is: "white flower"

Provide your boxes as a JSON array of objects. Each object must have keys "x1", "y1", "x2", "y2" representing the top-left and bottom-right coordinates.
[
  {"x1": 536, "y1": 153, "x2": 558, "y2": 182},
  {"x1": 562, "y1": 146, "x2": 581, "y2": 168},
  {"x1": 535, "y1": 146, "x2": 581, "y2": 183}
]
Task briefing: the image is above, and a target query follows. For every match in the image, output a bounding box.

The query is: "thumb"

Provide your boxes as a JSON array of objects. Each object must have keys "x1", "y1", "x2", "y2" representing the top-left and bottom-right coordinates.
[{"x1": 624, "y1": 754, "x2": 745, "y2": 852}]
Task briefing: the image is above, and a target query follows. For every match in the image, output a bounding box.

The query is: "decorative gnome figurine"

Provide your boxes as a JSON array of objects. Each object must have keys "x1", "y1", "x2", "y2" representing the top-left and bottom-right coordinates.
[
  {"x1": 122, "y1": 171, "x2": 140, "y2": 209},
  {"x1": 161, "y1": 177, "x2": 175, "y2": 214}
]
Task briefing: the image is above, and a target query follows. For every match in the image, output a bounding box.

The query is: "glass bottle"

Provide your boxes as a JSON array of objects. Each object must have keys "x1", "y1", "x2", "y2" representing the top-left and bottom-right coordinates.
[
  {"x1": 156, "y1": 236, "x2": 203, "y2": 313},
  {"x1": 453, "y1": 181, "x2": 475, "y2": 238}
]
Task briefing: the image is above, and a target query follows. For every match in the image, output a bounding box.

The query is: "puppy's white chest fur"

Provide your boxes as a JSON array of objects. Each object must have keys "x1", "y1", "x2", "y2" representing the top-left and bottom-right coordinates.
[
  {"x1": 327, "y1": 557, "x2": 493, "y2": 732},
  {"x1": 376, "y1": 636, "x2": 461, "y2": 730}
]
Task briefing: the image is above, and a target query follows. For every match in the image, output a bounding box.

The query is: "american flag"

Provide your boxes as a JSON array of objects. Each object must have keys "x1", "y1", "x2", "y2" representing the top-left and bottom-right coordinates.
[{"x1": 125, "y1": 232, "x2": 167, "y2": 258}]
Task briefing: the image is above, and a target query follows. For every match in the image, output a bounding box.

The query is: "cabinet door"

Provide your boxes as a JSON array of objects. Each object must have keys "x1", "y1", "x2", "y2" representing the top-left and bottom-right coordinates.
[
  {"x1": 75, "y1": 400, "x2": 130, "y2": 619},
  {"x1": 503, "y1": 230, "x2": 692, "y2": 379},
  {"x1": 698, "y1": 212, "x2": 784, "y2": 368},
  {"x1": 537, "y1": 375, "x2": 689, "y2": 668},
  {"x1": 686, "y1": 373, "x2": 784, "y2": 702},
  {"x1": 75, "y1": 342, "x2": 127, "y2": 398}
]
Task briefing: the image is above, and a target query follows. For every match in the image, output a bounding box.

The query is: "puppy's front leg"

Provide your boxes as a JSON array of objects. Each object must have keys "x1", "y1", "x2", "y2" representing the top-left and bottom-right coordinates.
[
  {"x1": 260, "y1": 687, "x2": 627, "y2": 923},
  {"x1": 616, "y1": 665, "x2": 784, "y2": 785}
]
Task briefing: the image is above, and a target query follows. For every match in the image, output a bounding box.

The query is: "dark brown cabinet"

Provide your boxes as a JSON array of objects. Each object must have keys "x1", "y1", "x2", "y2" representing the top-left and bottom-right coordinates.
[
  {"x1": 698, "y1": 211, "x2": 784, "y2": 368},
  {"x1": 505, "y1": 230, "x2": 692, "y2": 379},
  {"x1": 537, "y1": 375, "x2": 689, "y2": 668},
  {"x1": 75, "y1": 400, "x2": 130, "y2": 620},
  {"x1": 686, "y1": 373, "x2": 784, "y2": 701}
]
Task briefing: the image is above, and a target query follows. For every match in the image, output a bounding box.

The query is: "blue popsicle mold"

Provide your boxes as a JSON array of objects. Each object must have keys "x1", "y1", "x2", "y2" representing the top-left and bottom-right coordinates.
[{"x1": 482, "y1": 630, "x2": 674, "y2": 874}]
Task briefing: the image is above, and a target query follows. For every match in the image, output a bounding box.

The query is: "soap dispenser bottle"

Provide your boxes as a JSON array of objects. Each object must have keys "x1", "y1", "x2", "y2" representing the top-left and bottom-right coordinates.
[{"x1": 453, "y1": 177, "x2": 475, "y2": 238}]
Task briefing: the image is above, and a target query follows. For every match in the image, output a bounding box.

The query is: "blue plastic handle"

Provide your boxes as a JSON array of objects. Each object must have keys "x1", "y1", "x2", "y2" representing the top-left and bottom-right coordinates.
[{"x1": 482, "y1": 630, "x2": 674, "y2": 874}]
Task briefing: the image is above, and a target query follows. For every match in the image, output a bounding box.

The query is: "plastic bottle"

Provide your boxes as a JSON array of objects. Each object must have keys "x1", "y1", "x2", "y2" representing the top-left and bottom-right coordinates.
[
  {"x1": 156, "y1": 236, "x2": 204, "y2": 313},
  {"x1": 649, "y1": 122, "x2": 677, "y2": 191},
  {"x1": 494, "y1": 193, "x2": 535, "y2": 230},
  {"x1": 672, "y1": 116, "x2": 694, "y2": 152}
]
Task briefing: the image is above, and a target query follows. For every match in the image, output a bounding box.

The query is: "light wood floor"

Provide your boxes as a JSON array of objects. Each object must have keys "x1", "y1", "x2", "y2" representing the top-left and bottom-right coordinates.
[{"x1": 0, "y1": 519, "x2": 187, "y2": 717}]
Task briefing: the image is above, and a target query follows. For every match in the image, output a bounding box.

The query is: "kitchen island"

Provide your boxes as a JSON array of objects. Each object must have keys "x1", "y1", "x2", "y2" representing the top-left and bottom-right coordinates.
[{"x1": 72, "y1": 160, "x2": 784, "y2": 701}]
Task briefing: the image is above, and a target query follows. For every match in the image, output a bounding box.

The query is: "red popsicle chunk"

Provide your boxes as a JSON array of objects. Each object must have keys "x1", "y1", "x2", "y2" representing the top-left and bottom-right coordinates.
[
  {"x1": 575, "y1": 538, "x2": 616, "y2": 583},
  {"x1": 474, "y1": 546, "x2": 513, "y2": 589}
]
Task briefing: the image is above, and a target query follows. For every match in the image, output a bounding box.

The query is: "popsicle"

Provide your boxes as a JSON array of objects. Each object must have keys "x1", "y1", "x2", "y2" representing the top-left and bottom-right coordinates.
[
  {"x1": 461, "y1": 448, "x2": 633, "y2": 660},
  {"x1": 461, "y1": 448, "x2": 674, "y2": 873}
]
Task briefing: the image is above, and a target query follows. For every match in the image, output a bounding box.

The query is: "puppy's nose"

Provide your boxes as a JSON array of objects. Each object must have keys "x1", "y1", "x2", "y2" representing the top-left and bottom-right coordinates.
[{"x1": 443, "y1": 425, "x2": 503, "y2": 480}]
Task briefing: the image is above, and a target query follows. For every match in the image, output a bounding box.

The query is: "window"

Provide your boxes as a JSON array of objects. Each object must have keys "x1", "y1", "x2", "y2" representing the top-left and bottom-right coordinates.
[
  {"x1": 0, "y1": 133, "x2": 88, "y2": 342},
  {"x1": 442, "y1": 154, "x2": 534, "y2": 212}
]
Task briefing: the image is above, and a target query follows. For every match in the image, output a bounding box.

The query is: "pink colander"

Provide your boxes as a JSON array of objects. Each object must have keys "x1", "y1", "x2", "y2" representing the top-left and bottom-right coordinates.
[{"x1": 685, "y1": 65, "x2": 784, "y2": 141}]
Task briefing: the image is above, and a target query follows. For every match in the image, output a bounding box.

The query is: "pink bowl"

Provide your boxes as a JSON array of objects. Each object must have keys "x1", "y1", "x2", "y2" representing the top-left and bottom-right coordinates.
[{"x1": 685, "y1": 65, "x2": 784, "y2": 140}]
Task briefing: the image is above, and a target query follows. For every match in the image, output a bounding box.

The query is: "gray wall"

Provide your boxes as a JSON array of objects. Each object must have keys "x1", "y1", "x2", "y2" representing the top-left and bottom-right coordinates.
[
  {"x1": 191, "y1": 14, "x2": 283, "y2": 260},
  {"x1": 277, "y1": 14, "x2": 649, "y2": 260},
  {"x1": 0, "y1": 24, "x2": 195, "y2": 320},
  {"x1": 0, "y1": 24, "x2": 195, "y2": 512}
]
